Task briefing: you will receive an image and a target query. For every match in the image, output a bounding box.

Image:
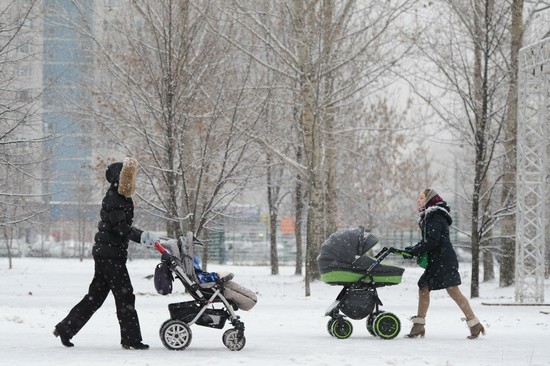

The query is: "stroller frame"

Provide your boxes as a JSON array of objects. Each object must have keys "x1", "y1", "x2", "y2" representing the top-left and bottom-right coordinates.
[
  {"x1": 324, "y1": 247, "x2": 404, "y2": 340},
  {"x1": 155, "y1": 234, "x2": 246, "y2": 351}
]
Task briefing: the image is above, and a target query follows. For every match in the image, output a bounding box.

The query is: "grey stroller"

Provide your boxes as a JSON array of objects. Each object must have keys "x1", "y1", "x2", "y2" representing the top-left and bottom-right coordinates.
[{"x1": 154, "y1": 232, "x2": 257, "y2": 351}]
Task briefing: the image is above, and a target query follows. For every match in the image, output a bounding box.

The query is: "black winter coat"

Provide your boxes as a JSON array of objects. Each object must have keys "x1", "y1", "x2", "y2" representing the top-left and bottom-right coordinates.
[
  {"x1": 92, "y1": 186, "x2": 142, "y2": 259},
  {"x1": 408, "y1": 201, "x2": 461, "y2": 291}
]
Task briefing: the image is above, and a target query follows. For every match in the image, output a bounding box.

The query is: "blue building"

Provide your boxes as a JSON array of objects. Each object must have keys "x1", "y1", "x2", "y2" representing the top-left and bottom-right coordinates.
[{"x1": 42, "y1": 1, "x2": 95, "y2": 221}]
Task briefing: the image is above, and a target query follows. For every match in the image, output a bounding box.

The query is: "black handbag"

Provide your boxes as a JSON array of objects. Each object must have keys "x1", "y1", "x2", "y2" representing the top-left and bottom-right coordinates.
[{"x1": 154, "y1": 262, "x2": 174, "y2": 295}]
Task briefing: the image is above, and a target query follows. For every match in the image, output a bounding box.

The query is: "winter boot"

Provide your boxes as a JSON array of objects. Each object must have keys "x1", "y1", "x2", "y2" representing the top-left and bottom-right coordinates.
[
  {"x1": 53, "y1": 328, "x2": 74, "y2": 348},
  {"x1": 122, "y1": 341, "x2": 150, "y2": 350},
  {"x1": 466, "y1": 317, "x2": 485, "y2": 339},
  {"x1": 404, "y1": 316, "x2": 425, "y2": 338}
]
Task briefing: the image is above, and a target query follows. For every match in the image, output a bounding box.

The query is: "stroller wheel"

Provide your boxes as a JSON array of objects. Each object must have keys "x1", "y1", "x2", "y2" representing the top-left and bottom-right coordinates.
[
  {"x1": 372, "y1": 312, "x2": 401, "y2": 340},
  {"x1": 330, "y1": 318, "x2": 353, "y2": 339},
  {"x1": 159, "y1": 319, "x2": 192, "y2": 350},
  {"x1": 222, "y1": 328, "x2": 246, "y2": 351},
  {"x1": 365, "y1": 314, "x2": 377, "y2": 337}
]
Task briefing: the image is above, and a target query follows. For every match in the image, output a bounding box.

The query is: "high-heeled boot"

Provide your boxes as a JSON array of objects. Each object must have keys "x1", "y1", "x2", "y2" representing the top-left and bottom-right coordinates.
[
  {"x1": 404, "y1": 316, "x2": 425, "y2": 338},
  {"x1": 53, "y1": 328, "x2": 74, "y2": 347},
  {"x1": 466, "y1": 317, "x2": 485, "y2": 339}
]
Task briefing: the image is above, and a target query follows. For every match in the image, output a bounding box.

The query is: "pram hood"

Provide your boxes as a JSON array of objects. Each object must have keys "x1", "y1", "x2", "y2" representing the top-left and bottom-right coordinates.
[
  {"x1": 316, "y1": 226, "x2": 404, "y2": 285},
  {"x1": 317, "y1": 226, "x2": 379, "y2": 274}
]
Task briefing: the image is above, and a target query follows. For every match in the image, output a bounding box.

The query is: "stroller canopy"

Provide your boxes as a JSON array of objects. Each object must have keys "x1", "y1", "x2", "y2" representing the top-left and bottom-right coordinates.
[{"x1": 317, "y1": 226, "x2": 404, "y2": 286}]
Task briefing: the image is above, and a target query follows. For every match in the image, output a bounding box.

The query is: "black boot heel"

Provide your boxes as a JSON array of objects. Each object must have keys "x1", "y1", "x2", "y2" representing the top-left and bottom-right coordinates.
[{"x1": 53, "y1": 328, "x2": 74, "y2": 348}]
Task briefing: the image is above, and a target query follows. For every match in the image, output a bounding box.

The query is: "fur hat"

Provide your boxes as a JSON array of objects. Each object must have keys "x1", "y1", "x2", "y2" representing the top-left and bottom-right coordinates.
[{"x1": 105, "y1": 157, "x2": 138, "y2": 197}]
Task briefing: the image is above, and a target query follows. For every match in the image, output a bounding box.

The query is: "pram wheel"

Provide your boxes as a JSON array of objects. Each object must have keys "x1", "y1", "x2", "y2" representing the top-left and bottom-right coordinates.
[
  {"x1": 326, "y1": 319, "x2": 336, "y2": 336},
  {"x1": 159, "y1": 319, "x2": 192, "y2": 350},
  {"x1": 222, "y1": 328, "x2": 246, "y2": 351},
  {"x1": 366, "y1": 314, "x2": 377, "y2": 336},
  {"x1": 330, "y1": 318, "x2": 353, "y2": 339},
  {"x1": 372, "y1": 312, "x2": 400, "y2": 340}
]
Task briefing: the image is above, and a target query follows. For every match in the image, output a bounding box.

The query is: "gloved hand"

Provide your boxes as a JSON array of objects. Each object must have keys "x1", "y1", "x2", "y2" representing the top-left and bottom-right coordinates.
[
  {"x1": 402, "y1": 246, "x2": 415, "y2": 259},
  {"x1": 140, "y1": 231, "x2": 160, "y2": 247}
]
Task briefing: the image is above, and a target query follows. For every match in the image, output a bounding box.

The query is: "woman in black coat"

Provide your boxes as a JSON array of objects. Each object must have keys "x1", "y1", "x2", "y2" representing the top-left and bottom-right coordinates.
[
  {"x1": 53, "y1": 157, "x2": 158, "y2": 350},
  {"x1": 403, "y1": 189, "x2": 485, "y2": 339}
]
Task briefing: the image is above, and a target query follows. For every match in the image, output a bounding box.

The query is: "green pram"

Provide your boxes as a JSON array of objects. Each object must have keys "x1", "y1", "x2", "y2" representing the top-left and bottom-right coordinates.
[{"x1": 317, "y1": 226, "x2": 406, "y2": 340}]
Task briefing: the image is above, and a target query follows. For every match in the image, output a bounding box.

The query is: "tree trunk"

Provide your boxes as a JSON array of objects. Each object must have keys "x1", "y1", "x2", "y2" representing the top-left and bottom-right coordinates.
[
  {"x1": 269, "y1": 210, "x2": 279, "y2": 275},
  {"x1": 302, "y1": 75, "x2": 325, "y2": 294},
  {"x1": 267, "y1": 155, "x2": 279, "y2": 275},
  {"x1": 294, "y1": 144, "x2": 304, "y2": 276},
  {"x1": 470, "y1": 187, "x2": 481, "y2": 298},
  {"x1": 293, "y1": 0, "x2": 325, "y2": 295},
  {"x1": 482, "y1": 177, "x2": 494, "y2": 281},
  {"x1": 499, "y1": 0, "x2": 523, "y2": 287},
  {"x1": 469, "y1": 0, "x2": 489, "y2": 298},
  {"x1": 322, "y1": 0, "x2": 338, "y2": 237},
  {"x1": 305, "y1": 182, "x2": 324, "y2": 296},
  {"x1": 324, "y1": 120, "x2": 337, "y2": 236}
]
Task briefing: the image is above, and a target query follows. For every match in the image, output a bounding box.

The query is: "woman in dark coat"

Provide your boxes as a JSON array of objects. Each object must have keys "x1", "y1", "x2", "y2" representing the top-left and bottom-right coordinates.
[
  {"x1": 403, "y1": 189, "x2": 485, "y2": 339},
  {"x1": 53, "y1": 157, "x2": 158, "y2": 350}
]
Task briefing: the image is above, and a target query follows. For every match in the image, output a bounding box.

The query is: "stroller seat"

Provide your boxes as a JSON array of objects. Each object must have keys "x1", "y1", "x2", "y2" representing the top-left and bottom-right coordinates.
[
  {"x1": 198, "y1": 272, "x2": 234, "y2": 290},
  {"x1": 163, "y1": 235, "x2": 257, "y2": 311}
]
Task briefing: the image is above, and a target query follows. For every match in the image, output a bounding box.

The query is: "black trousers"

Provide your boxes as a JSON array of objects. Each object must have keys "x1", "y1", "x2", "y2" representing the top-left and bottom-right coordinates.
[{"x1": 55, "y1": 257, "x2": 143, "y2": 344}]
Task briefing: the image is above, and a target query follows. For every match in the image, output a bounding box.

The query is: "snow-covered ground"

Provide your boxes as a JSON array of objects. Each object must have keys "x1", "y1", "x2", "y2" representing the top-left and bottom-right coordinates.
[{"x1": 1, "y1": 256, "x2": 549, "y2": 366}]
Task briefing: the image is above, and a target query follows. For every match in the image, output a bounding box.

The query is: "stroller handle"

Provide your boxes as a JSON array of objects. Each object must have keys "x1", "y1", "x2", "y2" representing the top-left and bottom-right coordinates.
[{"x1": 154, "y1": 242, "x2": 174, "y2": 262}]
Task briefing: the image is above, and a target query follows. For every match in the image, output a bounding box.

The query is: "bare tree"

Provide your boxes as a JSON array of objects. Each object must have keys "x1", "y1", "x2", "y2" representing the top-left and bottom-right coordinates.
[
  {"x1": 220, "y1": 0, "x2": 416, "y2": 295},
  {"x1": 499, "y1": 0, "x2": 524, "y2": 287},
  {"x1": 335, "y1": 97, "x2": 435, "y2": 232},
  {"x1": 408, "y1": 0, "x2": 520, "y2": 297},
  {"x1": 60, "y1": 1, "x2": 266, "y2": 269},
  {"x1": 0, "y1": 0, "x2": 45, "y2": 268}
]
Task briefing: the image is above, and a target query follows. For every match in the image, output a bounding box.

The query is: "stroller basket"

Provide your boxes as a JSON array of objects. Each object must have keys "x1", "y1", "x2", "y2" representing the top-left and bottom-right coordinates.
[
  {"x1": 339, "y1": 288, "x2": 377, "y2": 320},
  {"x1": 169, "y1": 301, "x2": 229, "y2": 329}
]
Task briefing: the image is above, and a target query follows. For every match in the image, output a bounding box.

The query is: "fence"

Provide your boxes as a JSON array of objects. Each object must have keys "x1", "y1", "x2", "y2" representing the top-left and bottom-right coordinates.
[{"x1": 3, "y1": 229, "x2": 474, "y2": 265}]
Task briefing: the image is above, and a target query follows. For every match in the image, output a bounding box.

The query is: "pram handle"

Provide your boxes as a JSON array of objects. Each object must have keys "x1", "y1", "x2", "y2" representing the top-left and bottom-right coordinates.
[
  {"x1": 386, "y1": 247, "x2": 414, "y2": 258},
  {"x1": 375, "y1": 246, "x2": 396, "y2": 259},
  {"x1": 376, "y1": 247, "x2": 411, "y2": 258},
  {"x1": 154, "y1": 242, "x2": 166, "y2": 254}
]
